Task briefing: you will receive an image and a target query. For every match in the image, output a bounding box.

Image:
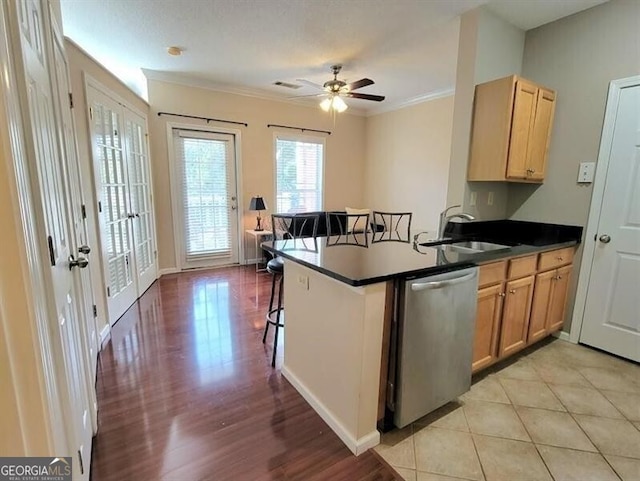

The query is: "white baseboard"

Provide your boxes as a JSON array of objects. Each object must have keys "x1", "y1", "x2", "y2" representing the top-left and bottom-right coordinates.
[
  {"x1": 158, "y1": 267, "x2": 179, "y2": 276},
  {"x1": 99, "y1": 324, "x2": 111, "y2": 347},
  {"x1": 553, "y1": 331, "x2": 572, "y2": 342},
  {"x1": 282, "y1": 365, "x2": 380, "y2": 456}
]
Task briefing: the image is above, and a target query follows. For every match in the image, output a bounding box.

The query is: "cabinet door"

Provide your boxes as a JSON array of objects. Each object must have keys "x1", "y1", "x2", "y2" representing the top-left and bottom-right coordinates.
[
  {"x1": 527, "y1": 88, "x2": 556, "y2": 180},
  {"x1": 499, "y1": 276, "x2": 535, "y2": 357},
  {"x1": 473, "y1": 284, "x2": 504, "y2": 373},
  {"x1": 547, "y1": 265, "x2": 572, "y2": 332},
  {"x1": 507, "y1": 80, "x2": 538, "y2": 179},
  {"x1": 528, "y1": 270, "x2": 555, "y2": 343}
]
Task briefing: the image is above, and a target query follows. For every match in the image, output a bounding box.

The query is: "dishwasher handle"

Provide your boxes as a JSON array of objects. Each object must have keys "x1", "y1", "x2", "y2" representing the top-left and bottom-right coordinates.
[{"x1": 410, "y1": 270, "x2": 477, "y2": 291}]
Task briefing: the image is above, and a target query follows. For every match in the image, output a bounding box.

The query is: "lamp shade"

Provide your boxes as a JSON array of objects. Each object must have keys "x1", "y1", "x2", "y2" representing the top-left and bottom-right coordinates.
[{"x1": 249, "y1": 196, "x2": 267, "y2": 211}]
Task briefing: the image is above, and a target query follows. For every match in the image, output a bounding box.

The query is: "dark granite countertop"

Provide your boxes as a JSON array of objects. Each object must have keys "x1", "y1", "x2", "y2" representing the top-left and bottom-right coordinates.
[{"x1": 261, "y1": 220, "x2": 583, "y2": 287}]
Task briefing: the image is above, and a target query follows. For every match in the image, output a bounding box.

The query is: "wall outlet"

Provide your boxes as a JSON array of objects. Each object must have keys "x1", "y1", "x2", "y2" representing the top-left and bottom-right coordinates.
[
  {"x1": 469, "y1": 191, "x2": 477, "y2": 207},
  {"x1": 578, "y1": 162, "x2": 596, "y2": 183},
  {"x1": 487, "y1": 191, "x2": 494, "y2": 206},
  {"x1": 297, "y1": 274, "x2": 309, "y2": 290}
]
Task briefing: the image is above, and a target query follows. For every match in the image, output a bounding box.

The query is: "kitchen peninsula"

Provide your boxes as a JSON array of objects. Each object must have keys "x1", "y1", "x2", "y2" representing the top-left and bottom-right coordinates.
[{"x1": 262, "y1": 220, "x2": 582, "y2": 455}]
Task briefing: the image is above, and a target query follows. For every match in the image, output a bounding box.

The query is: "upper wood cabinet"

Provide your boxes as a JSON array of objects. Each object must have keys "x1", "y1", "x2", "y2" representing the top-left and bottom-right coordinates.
[{"x1": 468, "y1": 75, "x2": 556, "y2": 183}]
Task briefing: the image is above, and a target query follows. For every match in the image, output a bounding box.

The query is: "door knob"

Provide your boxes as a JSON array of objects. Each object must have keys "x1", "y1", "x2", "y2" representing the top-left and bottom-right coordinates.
[
  {"x1": 78, "y1": 245, "x2": 91, "y2": 255},
  {"x1": 599, "y1": 234, "x2": 611, "y2": 243},
  {"x1": 69, "y1": 255, "x2": 89, "y2": 270}
]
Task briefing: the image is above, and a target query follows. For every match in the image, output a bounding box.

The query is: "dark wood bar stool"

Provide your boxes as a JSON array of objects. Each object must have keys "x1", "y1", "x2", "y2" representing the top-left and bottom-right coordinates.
[{"x1": 263, "y1": 213, "x2": 319, "y2": 367}]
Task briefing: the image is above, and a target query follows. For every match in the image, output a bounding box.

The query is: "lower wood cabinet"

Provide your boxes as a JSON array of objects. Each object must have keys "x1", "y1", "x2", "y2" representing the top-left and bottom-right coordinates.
[
  {"x1": 529, "y1": 264, "x2": 573, "y2": 343},
  {"x1": 528, "y1": 269, "x2": 555, "y2": 343},
  {"x1": 472, "y1": 248, "x2": 575, "y2": 373},
  {"x1": 472, "y1": 284, "x2": 504, "y2": 372},
  {"x1": 499, "y1": 276, "x2": 535, "y2": 357}
]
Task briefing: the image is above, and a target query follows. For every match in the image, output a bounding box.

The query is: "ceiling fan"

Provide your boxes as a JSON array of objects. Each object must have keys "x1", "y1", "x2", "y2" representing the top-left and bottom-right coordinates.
[{"x1": 296, "y1": 65, "x2": 385, "y2": 112}]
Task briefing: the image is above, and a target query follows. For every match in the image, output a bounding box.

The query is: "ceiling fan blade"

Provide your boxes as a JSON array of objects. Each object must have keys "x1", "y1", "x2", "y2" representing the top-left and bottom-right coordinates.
[
  {"x1": 296, "y1": 79, "x2": 326, "y2": 91},
  {"x1": 346, "y1": 78, "x2": 374, "y2": 91},
  {"x1": 345, "y1": 92, "x2": 385, "y2": 102}
]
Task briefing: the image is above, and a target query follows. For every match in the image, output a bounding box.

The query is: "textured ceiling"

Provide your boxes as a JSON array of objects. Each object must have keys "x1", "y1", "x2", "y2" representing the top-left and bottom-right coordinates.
[{"x1": 60, "y1": 0, "x2": 608, "y2": 113}]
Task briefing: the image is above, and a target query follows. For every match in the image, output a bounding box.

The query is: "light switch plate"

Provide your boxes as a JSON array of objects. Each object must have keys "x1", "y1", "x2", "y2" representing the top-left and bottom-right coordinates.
[
  {"x1": 469, "y1": 191, "x2": 477, "y2": 207},
  {"x1": 487, "y1": 191, "x2": 494, "y2": 206},
  {"x1": 578, "y1": 162, "x2": 596, "y2": 183}
]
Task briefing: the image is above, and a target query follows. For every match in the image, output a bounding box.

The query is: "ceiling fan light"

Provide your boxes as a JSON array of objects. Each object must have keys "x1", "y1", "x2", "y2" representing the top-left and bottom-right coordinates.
[
  {"x1": 333, "y1": 96, "x2": 348, "y2": 112},
  {"x1": 320, "y1": 98, "x2": 332, "y2": 111}
]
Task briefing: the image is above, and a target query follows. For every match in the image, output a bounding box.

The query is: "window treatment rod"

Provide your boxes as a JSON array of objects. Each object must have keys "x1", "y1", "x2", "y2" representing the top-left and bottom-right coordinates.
[
  {"x1": 267, "y1": 124, "x2": 331, "y2": 135},
  {"x1": 158, "y1": 111, "x2": 248, "y2": 127}
]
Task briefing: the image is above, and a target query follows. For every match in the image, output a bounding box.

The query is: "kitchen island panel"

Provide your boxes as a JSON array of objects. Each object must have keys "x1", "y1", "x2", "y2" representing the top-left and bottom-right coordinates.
[{"x1": 282, "y1": 260, "x2": 387, "y2": 455}]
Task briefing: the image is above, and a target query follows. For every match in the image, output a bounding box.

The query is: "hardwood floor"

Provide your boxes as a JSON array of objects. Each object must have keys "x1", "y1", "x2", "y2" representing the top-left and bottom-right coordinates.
[{"x1": 91, "y1": 266, "x2": 398, "y2": 481}]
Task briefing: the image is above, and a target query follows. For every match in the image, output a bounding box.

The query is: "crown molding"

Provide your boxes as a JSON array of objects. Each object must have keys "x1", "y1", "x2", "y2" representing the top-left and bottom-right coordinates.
[
  {"x1": 142, "y1": 69, "x2": 370, "y2": 116},
  {"x1": 366, "y1": 87, "x2": 455, "y2": 117}
]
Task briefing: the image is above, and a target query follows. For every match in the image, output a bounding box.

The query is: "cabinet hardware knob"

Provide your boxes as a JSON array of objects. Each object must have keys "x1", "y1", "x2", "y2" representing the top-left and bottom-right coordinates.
[
  {"x1": 557, "y1": 256, "x2": 563, "y2": 261},
  {"x1": 498, "y1": 292, "x2": 506, "y2": 297},
  {"x1": 557, "y1": 275, "x2": 562, "y2": 280},
  {"x1": 509, "y1": 289, "x2": 516, "y2": 294}
]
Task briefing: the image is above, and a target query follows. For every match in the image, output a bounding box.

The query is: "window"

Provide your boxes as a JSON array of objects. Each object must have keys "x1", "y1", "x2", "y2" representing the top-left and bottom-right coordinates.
[{"x1": 275, "y1": 135, "x2": 324, "y2": 213}]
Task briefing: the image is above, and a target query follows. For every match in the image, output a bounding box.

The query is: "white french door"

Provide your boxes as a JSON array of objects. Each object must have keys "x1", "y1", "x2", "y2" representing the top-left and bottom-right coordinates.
[
  {"x1": 579, "y1": 78, "x2": 640, "y2": 362},
  {"x1": 124, "y1": 108, "x2": 157, "y2": 295},
  {"x1": 89, "y1": 88, "x2": 137, "y2": 324},
  {"x1": 87, "y1": 85, "x2": 157, "y2": 325},
  {"x1": 172, "y1": 129, "x2": 240, "y2": 269}
]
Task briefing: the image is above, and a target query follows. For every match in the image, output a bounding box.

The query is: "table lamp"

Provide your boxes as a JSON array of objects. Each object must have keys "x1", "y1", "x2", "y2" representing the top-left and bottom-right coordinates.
[{"x1": 249, "y1": 196, "x2": 267, "y2": 231}]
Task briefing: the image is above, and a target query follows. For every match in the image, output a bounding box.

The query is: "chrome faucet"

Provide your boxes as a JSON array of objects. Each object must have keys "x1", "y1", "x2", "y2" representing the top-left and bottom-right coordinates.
[{"x1": 438, "y1": 205, "x2": 475, "y2": 240}]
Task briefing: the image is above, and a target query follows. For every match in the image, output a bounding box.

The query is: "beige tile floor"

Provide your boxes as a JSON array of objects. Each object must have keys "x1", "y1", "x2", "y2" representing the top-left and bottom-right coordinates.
[{"x1": 375, "y1": 339, "x2": 640, "y2": 481}]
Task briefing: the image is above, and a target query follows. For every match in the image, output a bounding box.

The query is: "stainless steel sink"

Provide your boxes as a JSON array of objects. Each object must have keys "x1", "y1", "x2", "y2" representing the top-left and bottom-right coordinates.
[{"x1": 434, "y1": 241, "x2": 512, "y2": 254}]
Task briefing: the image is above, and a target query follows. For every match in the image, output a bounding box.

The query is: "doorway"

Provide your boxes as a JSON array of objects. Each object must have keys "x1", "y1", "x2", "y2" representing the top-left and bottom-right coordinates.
[
  {"x1": 574, "y1": 75, "x2": 640, "y2": 362},
  {"x1": 170, "y1": 128, "x2": 241, "y2": 269}
]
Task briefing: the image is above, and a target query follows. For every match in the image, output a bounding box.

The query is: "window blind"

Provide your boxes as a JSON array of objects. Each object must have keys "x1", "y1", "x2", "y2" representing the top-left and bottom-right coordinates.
[
  {"x1": 175, "y1": 131, "x2": 233, "y2": 260},
  {"x1": 275, "y1": 136, "x2": 324, "y2": 213}
]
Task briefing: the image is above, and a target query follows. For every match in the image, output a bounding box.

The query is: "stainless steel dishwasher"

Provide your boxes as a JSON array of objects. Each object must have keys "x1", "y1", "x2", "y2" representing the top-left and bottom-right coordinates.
[{"x1": 394, "y1": 267, "x2": 478, "y2": 428}]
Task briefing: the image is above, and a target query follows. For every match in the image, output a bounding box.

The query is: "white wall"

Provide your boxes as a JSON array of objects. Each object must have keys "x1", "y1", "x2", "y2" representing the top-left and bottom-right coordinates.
[
  {"x1": 507, "y1": 0, "x2": 640, "y2": 331},
  {"x1": 447, "y1": 7, "x2": 525, "y2": 219},
  {"x1": 508, "y1": 0, "x2": 640, "y2": 225},
  {"x1": 364, "y1": 95, "x2": 455, "y2": 231},
  {"x1": 147, "y1": 79, "x2": 367, "y2": 270}
]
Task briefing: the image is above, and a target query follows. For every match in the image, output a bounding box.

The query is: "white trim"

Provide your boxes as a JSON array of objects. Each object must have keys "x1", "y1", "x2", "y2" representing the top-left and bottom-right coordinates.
[
  {"x1": 158, "y1": 267, "x2": 180, "y2": 276},
  {"x1": 166, "y1": 121, "x2": 245, "y2": 270},
  {"x1": 142, "y1": 68, "x2": 369, "y2": 117},
  {"x1": 84, "y1": 73, "x2": 147, "y2": 119},
  {"x1": 568, "y1": 75, "x2": 640, "y2": 343},
  {"x1": 99, "y1": 324, "x2": 111, "y2": 346},
  {"x1": 553, "y1": 330, "x2": 571, "y2": 342},
  {"x1": 366, "y1": 87, "x2": 455, "y2": 117},
  {"x1": 282, "y1": 365, "x2": 380, "y2": 456}
]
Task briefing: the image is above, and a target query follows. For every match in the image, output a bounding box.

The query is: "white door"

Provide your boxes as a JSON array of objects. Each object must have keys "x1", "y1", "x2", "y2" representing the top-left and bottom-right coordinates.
[
  {"x1": 88, "y1": 87, "x2": 137, "y2": 324},
  {"x1": 124, "y1": 108, "x2": 157, "y2": 295},
  {"x1": 173, "y1": 129, "x2": 240, "y2": 269},
  {"x1": 15, "y1": 0, "x2": 92, "y2": 477},
  {"x1": 580, "y1": 79, "x2": 640, "y2": 361},
  {"x1": 49, "y1": 11, "x2": 98, "y2": 433}
]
